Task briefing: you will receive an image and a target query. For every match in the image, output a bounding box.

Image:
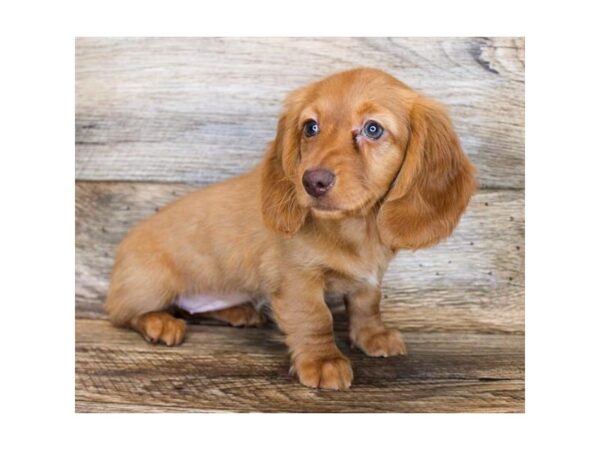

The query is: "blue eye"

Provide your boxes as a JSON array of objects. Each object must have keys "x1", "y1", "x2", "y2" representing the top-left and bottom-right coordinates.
[
  {"x1": 363, "y1": 120, "x2": 384, "y2": 139},
  {"x1": 304, "y1": 119, "x2": 319, "y2": 137}
]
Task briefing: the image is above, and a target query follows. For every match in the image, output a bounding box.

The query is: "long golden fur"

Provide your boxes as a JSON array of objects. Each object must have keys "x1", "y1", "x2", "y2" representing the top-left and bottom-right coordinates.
[{"x1": 105, "y1": 68, "x2": 476, "y2": 390}]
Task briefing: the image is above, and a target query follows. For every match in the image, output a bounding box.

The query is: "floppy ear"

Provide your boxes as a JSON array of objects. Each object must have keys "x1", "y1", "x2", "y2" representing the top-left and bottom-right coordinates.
[
  {"x1": 377, "y1": 96, "x2": 477, "y2": 250},
  {"x1": 260, "y1": 112, "x2": 307, "y2": 236}
]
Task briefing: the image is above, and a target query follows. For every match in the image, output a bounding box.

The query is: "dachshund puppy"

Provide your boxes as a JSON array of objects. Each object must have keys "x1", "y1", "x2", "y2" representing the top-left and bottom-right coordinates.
[{"x1": 105, "y1": 68, "x2": 476, "y2": 390}]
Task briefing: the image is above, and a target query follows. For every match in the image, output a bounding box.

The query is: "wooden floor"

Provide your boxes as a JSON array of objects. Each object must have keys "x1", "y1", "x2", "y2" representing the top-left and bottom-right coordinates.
[{"x1": 76, "y1": 317, "x2": 524, "y2": 413}]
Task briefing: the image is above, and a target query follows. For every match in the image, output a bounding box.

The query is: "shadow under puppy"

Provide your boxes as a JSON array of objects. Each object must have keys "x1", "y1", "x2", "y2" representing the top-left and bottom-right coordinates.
[{"x1": 105, "y1": 68, "x2": 476, "y2": 390}]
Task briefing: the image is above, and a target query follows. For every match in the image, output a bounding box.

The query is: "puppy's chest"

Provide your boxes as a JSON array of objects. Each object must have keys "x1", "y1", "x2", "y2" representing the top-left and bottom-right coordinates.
[
  {"x1": 322, "y1": 246, "x2": 389, "y2": 292},
  {"x1": 310, "y1": 224, "x2": 392, "y2": 291}
]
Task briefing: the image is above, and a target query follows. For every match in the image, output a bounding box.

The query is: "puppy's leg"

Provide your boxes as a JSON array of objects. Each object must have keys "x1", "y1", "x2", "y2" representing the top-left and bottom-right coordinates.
[
  {"x1": 272, "y1": 274, "x2": 353, "y2": 390},
  {"x1": 345, "y1": 285, "x2": 407, "y2": 357},
  {"x1": 203, "y1": 303, "x2": 266, "y2": 327},
  {"x1": 105, "y1": 252, "x2": 186, "y2": 346}
]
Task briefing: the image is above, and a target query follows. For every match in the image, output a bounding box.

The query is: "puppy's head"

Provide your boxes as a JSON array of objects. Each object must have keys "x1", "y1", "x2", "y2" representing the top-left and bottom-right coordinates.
[{"x1": 261, "y1": 68, "x2": 476, "y2": 249}]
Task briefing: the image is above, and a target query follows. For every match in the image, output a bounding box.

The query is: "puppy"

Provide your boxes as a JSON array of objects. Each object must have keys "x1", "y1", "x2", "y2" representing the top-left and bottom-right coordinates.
[{"x1": 105, "y1": 68, "x2": 476, "y2": 390}]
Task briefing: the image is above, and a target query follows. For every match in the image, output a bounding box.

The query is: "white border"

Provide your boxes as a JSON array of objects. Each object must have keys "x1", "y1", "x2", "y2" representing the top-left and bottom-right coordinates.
[{"x1": 3, "y1": 0, "x2": 600, "y2": 448}]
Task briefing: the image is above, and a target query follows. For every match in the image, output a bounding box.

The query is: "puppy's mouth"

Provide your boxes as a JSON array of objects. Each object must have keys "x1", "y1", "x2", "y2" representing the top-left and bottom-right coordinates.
[
  {"x1": 311, "y1": 203, "x2": 339, "y2": 212},
  {"x1": 297, "y1": 183, "x2": 375, "y2": 216},
  {"x1": 310, "y1": 203, "x2": 345, "y2": 220},
  {"x1": 308, "y1": 196, "x2": 374, "y2": 217}
]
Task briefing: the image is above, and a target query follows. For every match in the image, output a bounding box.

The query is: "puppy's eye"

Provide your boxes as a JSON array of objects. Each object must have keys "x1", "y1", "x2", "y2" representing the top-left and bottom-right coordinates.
[
  {"x1": 303, "y1": 119, "x2": 320, "y2": 137},
  {"x1": 363, "y1": 120, "x2": 384, "y2": 140}
]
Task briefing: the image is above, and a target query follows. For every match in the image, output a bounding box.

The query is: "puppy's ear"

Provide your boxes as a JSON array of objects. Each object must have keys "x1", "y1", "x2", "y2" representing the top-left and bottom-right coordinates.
[
  {"x1": 377, "y1": 96, "x2": 477, "y2": 250},
  {"x1": 261, "y1": 110, "x2": 307, "y2": 236}
]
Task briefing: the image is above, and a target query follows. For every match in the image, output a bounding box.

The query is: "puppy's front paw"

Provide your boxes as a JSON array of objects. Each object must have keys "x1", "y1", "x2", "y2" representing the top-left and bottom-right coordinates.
[
  {"x1": 353, "y1": 327, "x2": 407, "y2": 357},
  {"x1": 294, "y1": 353, "x2": 353, "y2": 390}
]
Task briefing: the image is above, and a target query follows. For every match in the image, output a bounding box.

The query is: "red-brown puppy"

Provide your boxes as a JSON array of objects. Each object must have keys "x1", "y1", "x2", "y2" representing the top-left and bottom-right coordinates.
[{"x1": 106, "y1": 68, "x2": 476, "y2": 390}]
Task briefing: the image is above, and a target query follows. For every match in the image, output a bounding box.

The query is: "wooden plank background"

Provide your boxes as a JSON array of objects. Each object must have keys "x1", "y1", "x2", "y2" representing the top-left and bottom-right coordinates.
[
  {"x1": 75, "y1": 37, "x2": 525, "y2": 412},
  {"x1": 76, "y1": 37, "x2": 524, "y2": 189}
]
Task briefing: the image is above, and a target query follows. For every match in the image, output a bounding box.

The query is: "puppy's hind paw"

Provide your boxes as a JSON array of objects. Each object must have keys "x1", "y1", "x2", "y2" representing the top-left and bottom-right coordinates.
[
  {"x1": 133, "y1": 312, "x2": 186, "y2": 346},
  {"x1": 206, "y1": 303, "x2": 267, "y2": 327}
]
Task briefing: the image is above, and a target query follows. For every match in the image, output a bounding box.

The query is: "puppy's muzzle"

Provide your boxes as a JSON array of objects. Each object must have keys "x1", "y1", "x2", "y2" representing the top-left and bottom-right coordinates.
[{"x1": 302, "y1": 168, "x2": 336, "y2": 198}]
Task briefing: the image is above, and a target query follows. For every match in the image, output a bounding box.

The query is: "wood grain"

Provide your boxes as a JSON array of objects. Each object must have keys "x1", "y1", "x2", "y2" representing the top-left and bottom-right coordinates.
[
  {"x1": 76, "y1": 319, "x2": 524, "y2": 413},
  {"x1": 75, "y1": 181, "x2": 524, "y2": 334},
  {"x1": 75, "y1": 37, "x2": 524, "y2": 189}
]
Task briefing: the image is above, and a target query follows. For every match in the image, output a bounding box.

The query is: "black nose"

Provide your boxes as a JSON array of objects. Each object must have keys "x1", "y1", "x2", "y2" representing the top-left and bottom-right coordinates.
[{"x1": 302, "y1": 168, "x2": 336, "y2": 198}]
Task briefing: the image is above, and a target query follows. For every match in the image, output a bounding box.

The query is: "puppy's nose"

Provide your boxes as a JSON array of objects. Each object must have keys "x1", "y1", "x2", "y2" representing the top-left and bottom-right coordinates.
[{"x1": 302, "y1": 168, "x2": 336, "y2": 198}]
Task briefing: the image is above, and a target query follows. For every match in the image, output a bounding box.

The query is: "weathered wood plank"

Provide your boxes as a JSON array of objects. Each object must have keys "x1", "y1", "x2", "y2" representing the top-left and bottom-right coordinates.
[
  {"x1": 75, "y1": 319, "x2": 524, "y2": 413},
  {"x1": 75, "y1": 37, "x2": 524, "y2": 189},
  {"x1": 75, "y1": 181, "x2": 524, "y2": 334}
]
